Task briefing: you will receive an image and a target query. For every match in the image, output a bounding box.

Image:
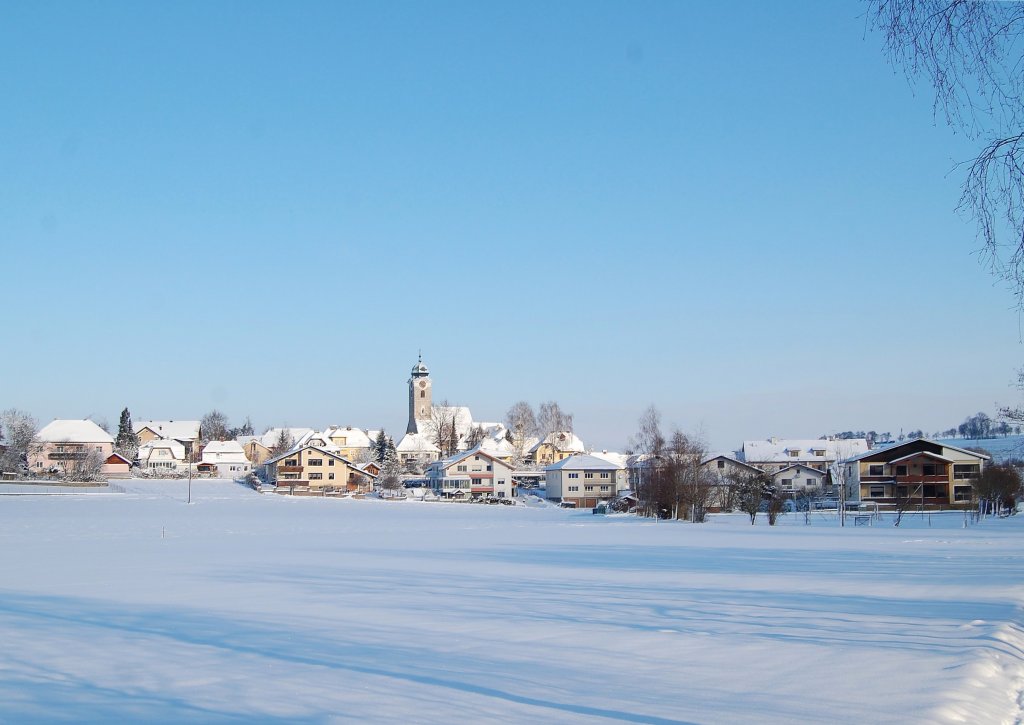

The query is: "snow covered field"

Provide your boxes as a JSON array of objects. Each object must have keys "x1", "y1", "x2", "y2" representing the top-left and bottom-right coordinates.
[{"x1": 1, "y1": 480, "x2": 1022, "y2": 723}]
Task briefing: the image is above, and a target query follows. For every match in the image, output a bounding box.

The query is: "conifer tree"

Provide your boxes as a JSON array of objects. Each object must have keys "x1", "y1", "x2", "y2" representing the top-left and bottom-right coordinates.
[
  {"x1": 114, "y1": 407, "x2": 139, "y2": 460},
  {"x1": 374, "y1": 429, "x2": 388, "y2": 464}
]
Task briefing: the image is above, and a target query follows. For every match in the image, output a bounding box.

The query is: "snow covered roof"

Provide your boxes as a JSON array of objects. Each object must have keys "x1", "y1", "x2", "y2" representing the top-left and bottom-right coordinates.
[
  {"x1": 260, "y1": 428, "x2": 314, "y2": 449},
  {"x1": 479, "y1": 437, "x2": 515, "y2": 458},
  {"x1": 396, "y1": 432, "x2": 440, "y2": 453},
  {"x1": 202, "y1": 440, "x2": 246, "y2": 454},
  {"x1": 545, "y1": 454, "x2": 623, "y2": 471},
  {"x1": 323, "y1": 426, "x2": 372, "y2": 448},
  {"x1": 134, "y1": 420, "x2": 200, "y2": 442},
  {"x1": 264, "y1": 444, "x2": 364, "y2": 470},
  {"x1": 773, "y1": 464, "x2": 826, "y2": 477},
  {"x1": 36, "y1": 419, "x2": 113, "y2": 444},
  {"x1": 201, "y1": 440, "x2": 250, "y2": 464},
  {"x1": 139, "y1": 438, "x2": 186, "y2": 460},
  {"x1": 590, "y1": 450, "x2": 629, "y2": 468},
  {"x1": 530, "y1": 431, "x2": 586, "y2": 454},
  {"x1": 438, "y1": 446, "x2": 507, "y2": 469},
  {"x1": 842, "y1": 438, "x2": 991, "y2": 464},
  {"x1": 742, "y1": 438, "x2": 868, "y2": 463}
]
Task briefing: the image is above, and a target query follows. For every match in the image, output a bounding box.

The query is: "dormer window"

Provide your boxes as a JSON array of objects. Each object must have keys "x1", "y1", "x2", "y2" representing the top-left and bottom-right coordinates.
[{"x1": 788, "y1": 449, "x2": 800, "y2": 457}]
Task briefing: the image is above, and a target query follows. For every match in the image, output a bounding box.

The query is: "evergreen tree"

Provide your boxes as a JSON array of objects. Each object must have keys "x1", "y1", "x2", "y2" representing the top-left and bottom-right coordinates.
[
  {"x1": 374, "y1": 429, "x2": 388, "y2": 464},
  {"x1": 114, "y1": 407, "x2": 139, "y2": 460}
]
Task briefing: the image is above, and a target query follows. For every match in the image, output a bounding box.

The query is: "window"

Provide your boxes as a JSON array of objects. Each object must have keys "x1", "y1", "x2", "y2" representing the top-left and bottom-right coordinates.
[
  {"x1": 486, "y1": 465, "x2": 492, "y2": 471},
  {"x1": 568, "y1": 472, "x2": 579, "y2": 479},
  {"x1": 568, "y1": 485, "x2": 579, "y2": 492},
  {"x1": 309, "y1": 473, "x2": 322, "y2": 480},
  {"x1": 585, "y1": 485, "x2": 594, "y2": 491},
  {"x1": 309, "y1": 459, "x2": 323, "y2": 467},
  {"x1": 953, "y1": 464, "x2": 980, "y2": 480},
  {"x1": 420, "y1": 391, "x2": 425, "y2": 398},
  {"x1": 585, "y1": 473, "x2": 594, "y2": 479},
  {"x1": 600, "y1": 485, "x2": 610, "y2": 491},
  {"x1": 954, "y1": 485, "x2": 972, "y2": 502},
  {"x1": 868, "y1": 485, "x2": 885, "y2": 498},
  {"x1": 472, "y1": 478, "x2": 483, "y2": 486},
  {"x1": 717, "y1": 460, "x2": 725, "y2": 469},
  {"x1": 895, "y1": 465, "x2": 907, "y2": 477},
  {"x1": 922, "y1": 464, "x2": 940, "y2": 476},
  {"x1": 788, "y1": 450, "x2": 800, "y2": 457},
  {"x1": 813, "y1": 449, "x2": 825, "y2": 457},
  {"x1": 329, "y1": 473, "x2": 335, "y2": 480},
  {"x1": 457, "y1": 465, "x2": 467, "y2": 472},
  {"x1": 868, "y1": 465, "x2": 884, "y2": 476},
  {"x1": 600, "y1": 472, "x2": 609, "y2": 479},
  {"x1": 285, "y1": 459, "x2": 298, "y2": 467}
]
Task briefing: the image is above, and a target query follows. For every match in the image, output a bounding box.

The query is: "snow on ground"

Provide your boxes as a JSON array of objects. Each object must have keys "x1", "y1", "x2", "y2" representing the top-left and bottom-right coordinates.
[{"x1": 0, "y1": 479, "x2": 1022, "y2": 723}]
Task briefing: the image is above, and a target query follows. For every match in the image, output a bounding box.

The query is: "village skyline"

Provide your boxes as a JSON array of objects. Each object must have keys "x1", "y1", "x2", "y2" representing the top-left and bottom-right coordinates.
[{"x1": 2, "y1": 2, "x2": 1021, "y2": 452}]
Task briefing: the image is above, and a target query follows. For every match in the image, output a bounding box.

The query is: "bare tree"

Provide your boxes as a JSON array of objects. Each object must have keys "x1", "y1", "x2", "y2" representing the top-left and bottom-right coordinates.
[
  {"x1": 201, "y1": 410, "x2": 230, "y2": 443},
  {"x1": 428, "y1": 400, "x2": 460, "y2": 458},
  {"x1": 973, "y1": 464, "x2": 1022, "y2": 517},
  {"x1": 537, "y1": 401, "x2": 574, "y2": 440},
  {"x1": 793, "y1": 484, "x2": 821, "y2": 525},
  {"x1": 504, "y1": 401, "x2": 538, "y2": 465},
  {"x1": 0, "y1": 409, "x2": 38, "y2": 474},
  {"x1": 464, "y1": 424, "x2": 486, "y2": 450},
  {"x1": 60, "y1": 444, "x2": 106, "y2": 482},
  {"x1": 867, "y1": 2, "x2": 1024, "y2": 302}
]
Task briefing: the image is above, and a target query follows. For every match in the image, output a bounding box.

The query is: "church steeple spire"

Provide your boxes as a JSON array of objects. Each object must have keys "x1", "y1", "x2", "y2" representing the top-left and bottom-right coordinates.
[{"x1": 407, "y1": 355, "x2": 432, "y2": 433}]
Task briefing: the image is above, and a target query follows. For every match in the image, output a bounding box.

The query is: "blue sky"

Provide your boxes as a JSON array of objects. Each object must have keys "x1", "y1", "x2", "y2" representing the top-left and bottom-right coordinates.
[{"x1": 1, "y1": 1, "x2": 1019, "y2": 451}]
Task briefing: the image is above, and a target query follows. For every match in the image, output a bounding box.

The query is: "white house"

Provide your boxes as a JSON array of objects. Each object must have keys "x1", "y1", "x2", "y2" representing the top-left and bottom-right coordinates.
[
  {"x1": 741, "y1": 438, "x2": 869, "y2": 473},
  {"x1": 138, "y1": 439, "x2": 188, "y2": 473},
  {"x1": 771, "y1": 464, "x2": 826, "y2": 494},
  {"x1": 544, "y1": 454, "x2": 624, "y2": 508},
  {"x1": 426, "y1": 448, "x2": 515, "y2": 500},
  {"x1": 134, "y1": 420, "x2": 202, "y2": 460},
  {"x1": 200, "y1": 440, "x2": 251, "y2": 478}
]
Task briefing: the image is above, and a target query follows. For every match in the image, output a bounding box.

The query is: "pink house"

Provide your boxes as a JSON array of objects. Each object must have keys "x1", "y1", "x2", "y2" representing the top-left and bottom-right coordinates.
[{"x1": 31, "y1": 419, "x2": 114, "y2": 477}]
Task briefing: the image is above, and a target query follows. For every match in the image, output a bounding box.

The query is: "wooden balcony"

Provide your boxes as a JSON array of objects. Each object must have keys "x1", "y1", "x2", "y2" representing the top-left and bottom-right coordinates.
[{"x1": 278, "y1": 465, "x2": 303, "y2": 473}]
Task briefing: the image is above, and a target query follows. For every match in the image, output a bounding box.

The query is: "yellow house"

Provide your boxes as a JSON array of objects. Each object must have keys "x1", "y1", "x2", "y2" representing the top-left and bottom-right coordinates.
[
  {"x1": 265, "y1": 444, "x2": 376, "y2": 496},
  {"x1": 529, "y1": 432, "x2": 586, "y2": 466}
]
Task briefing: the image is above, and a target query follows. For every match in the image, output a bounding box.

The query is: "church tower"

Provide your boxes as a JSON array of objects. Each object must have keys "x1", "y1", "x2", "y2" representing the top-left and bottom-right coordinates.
[{"x1": 407, "y1": 354, "x2": 432, "y2": 434}]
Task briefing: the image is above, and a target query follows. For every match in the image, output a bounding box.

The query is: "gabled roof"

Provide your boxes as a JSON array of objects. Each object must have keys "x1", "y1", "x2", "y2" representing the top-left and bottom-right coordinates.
[
  {"x1": 396, "y1": 432, "x2": 440, "y2": 453},
  {"x1": 134, "y1": 420, "x2": 201, "y2": 441},
  {"x1": 742, "y1": 438, "x2": 869, "y2": 463},
  {"x1": 139, "y1": 438, "x2": 187, "y2": 460},
  {"x1": 888, "y1": 451, "x2": 955, "y2": 465},
  {"x1": 259, "y1": 428, "x2": 314, "y2": 449},
  {"x1": 590, "y1": 450, "x2": 629, "y2": 468},
  {"x1": 437, "y1": 446, "x2": 508, "y2": 469},
  {"x1": 843, "y1": 438, "x2": 990, "y2": 464},
  {"x1": 323, "y1": 426, "x2": 372, "y2": 448},
  {"x1": 263, "y1": 443, "x2": 370, "y2": 475},
  {"x1": 36, "y1": 419, "x2": 114, "y2": 444},
  {"x1": 701, "y1": 455, "x2": 761, "y2": 474},
  {"x1": 773, "y1": 464, "x2": 826, "y2": 477},
  {"x1": 545, "y1": 454, "x2": 622, "y2": 471},
  {"x1": 105, "y1": 452, "x2": 132, "y2": 465},
  {"x1": 530, "y1": 431, "x2": 586, "y2": 454}
]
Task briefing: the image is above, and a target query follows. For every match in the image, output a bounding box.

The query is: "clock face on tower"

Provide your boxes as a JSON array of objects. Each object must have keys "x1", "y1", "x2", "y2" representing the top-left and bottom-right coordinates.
[{"x1": 419, "y1": 381, "x2": 427, "y2": 388}]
